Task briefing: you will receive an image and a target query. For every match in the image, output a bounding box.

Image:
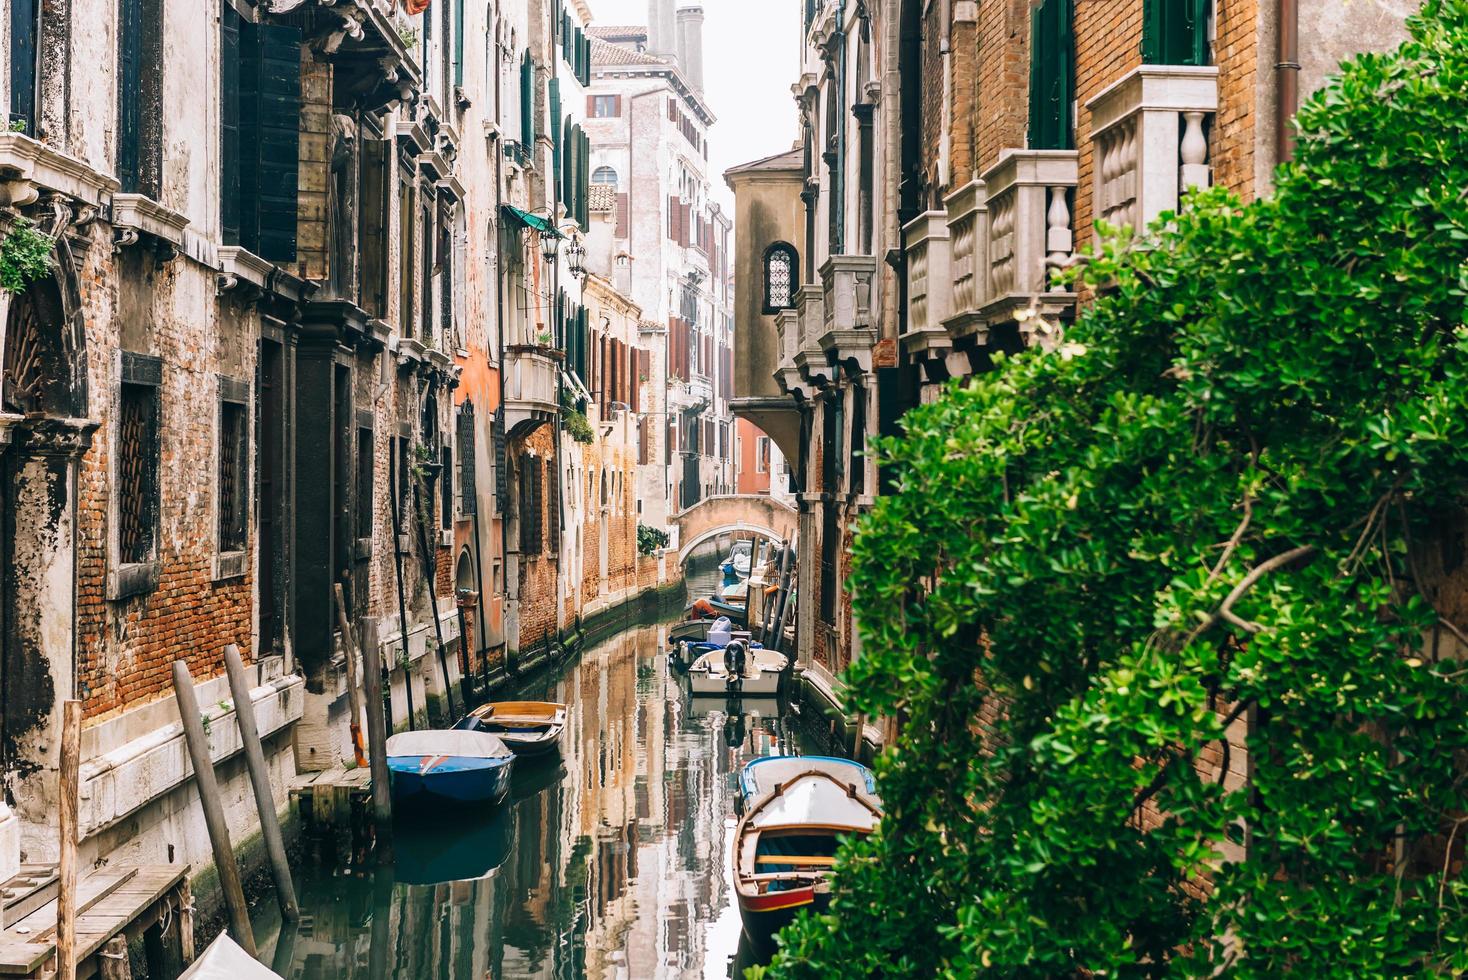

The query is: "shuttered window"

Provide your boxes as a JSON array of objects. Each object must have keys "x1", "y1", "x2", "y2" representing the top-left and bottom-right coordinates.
[
  {"x1": 453, "y1": 0, "x2": 466, "y2": 86},
  {"x1": 1143, "y1": 0, "x2": 1211, "y2": 66},
  {"x1": 550, "y1": 79, "x2": 563, "y2": 192},
  {"x1": 520, "y1": 53, "x2": 537, "y2": 147},
  {"x1": 8, "y1": 0, "x2": 39, "y2": 133},
  {"x1": 457, "y1": 405, "x2": 477, "y2": 515},
  {"x1": 546, "y1": 459, "x2": 560, "y2": 555},
  {"x1": 359, "y1": 139, "x2": 391, "y2": 316},
  {"x1": 117, "y1": 0, "x2": 163, "y2": 197},
  {"x1": 117, "y1": 352, "x2": 163, "y2": 569},
  {"x1": 615, "y1": 193, "x2": 629, "y2": 238},
  {"x1": 1028, "y1": 0, "x2": 1074, "y2": 151},
  {"x1": 224, "y1": 20, "x2": 301, "y2": 260},
  {"x1": 493, "y1": 409, "x2": 507, "y2": 515},
  {"x1": 218, "y1": 383, "x2": 249, "y2": 554},
  {"x1": 520, "y1": 457, "x2": 544, "y2": 555}
]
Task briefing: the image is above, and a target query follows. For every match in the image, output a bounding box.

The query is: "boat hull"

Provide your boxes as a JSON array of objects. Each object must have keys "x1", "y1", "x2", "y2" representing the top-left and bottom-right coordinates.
[
  {"x1": 388, "y1": 755, "x2": 514, "y2": 807},
  {"x1": 689, "y1": 668, "x2": 781, "y2": 696},
  {"x1": 497, "y1": 729, "x2": 563, "y2": 757},
  {"x1": 669, "y1": 619, "x2": 711, "y2": 643},
  {"x1": 737, "y1": 886, "x2": 829, "y2": 948}
]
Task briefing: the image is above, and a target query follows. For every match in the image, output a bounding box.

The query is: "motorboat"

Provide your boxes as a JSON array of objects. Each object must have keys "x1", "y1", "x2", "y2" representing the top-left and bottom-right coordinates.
[
  {"x1": 455, "y1": 700, "x2": 567, "y2": 756},
  {"x1": 386, "y1": 729, "x2": 515, "y2": 807},
  {"x1": 732, "y1": 757, "x2": 882, "y2": 946},
  {"x1": 688, "y1": 643, "x2": 787, "y2": 696},
  {"x1": 182, "y1": 932, "x2": 285, "y2": 979},
  {"x1": 687, "y1": 595, "x2": 749, "y2": 625}
]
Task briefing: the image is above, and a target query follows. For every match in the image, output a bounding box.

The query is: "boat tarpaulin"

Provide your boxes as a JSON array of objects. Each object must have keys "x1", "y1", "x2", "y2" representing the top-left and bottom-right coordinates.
[
  {"x1": 180, "y1": 933, "x2": 283, "y2": 979},
  {"x1": 501, "y1": 204, "x2": 563, "y2": 238},
  {"x1": 387, "y1": 729, "x2": 512, "y2": 760}
]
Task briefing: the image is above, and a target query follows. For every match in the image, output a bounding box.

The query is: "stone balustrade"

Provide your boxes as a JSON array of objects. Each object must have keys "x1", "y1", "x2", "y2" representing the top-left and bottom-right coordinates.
[
  {"x1": 819, "y1": 254, "x2": 878, "y2": 376},
  {"x1": 900, "y1": 210, "x2": 952, "y2": 361},
  {"x1": 942, "y1": 179, "x2": 988, "y2": 341},
  {"x1": 1087, "y1": 65, "x2": 1220, "y2": 235}
]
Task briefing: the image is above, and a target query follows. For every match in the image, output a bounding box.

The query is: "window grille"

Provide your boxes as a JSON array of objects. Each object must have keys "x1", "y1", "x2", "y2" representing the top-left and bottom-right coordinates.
[
  {"x1": 763, "y1": 243, "x2": 798, "y2": 313},
  {"x1": 218, "y1": 395, "x2": 249, "y2": 553},
  {"x1": 118, "y1": 379, "x2": 159, "y2": 565}
]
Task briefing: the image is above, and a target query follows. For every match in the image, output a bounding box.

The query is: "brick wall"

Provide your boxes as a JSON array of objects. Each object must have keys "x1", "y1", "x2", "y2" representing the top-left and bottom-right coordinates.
[
  {"x1": 1071, "y1": 0, "x2": 1146, "y2": 242},
  {"x1": 974, "y1": 0, "x2": 1032, "y2": 176},
  {"x1": 1212, "y1": 0, "x2": 1261, "y2": 201}
]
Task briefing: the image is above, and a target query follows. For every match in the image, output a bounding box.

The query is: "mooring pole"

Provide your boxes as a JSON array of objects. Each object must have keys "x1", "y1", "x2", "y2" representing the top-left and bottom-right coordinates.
[
  {"x1": 333, "y1": 584, "x2": 369, "y2": 767},
  {"x1": 387, "y1": 451, "x2": 418, "y2": 730},
  {"x1": 360, "y1": 617, "x2": 394, "y2": 863},
  {"x1": 171, "y1": 661, "x2": 256, "y2": 954},
  {"x1": 412, "y1": 474, "x2": 457, "y2": 722},
  {"x1": 222, "y1": 644, "x2": 298, "y2": 921},
  {"x1": 57, "y1": 699, "x2": 81, "y2": 980}
]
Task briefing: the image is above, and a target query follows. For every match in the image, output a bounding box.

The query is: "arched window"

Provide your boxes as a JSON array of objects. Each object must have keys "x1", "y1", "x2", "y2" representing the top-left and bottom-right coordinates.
[
  {"x1": 762, "y1": 242, "x2": 798, "y2": 314},
  {"x1": 591, "y1": 166, "x2": 619, "y2": 187}
]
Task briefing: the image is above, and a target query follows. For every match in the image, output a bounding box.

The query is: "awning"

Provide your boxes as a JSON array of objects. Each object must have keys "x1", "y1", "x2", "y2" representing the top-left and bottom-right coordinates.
[{"x1": 501, "y1": 205, "x2": 563, "y2": 238}]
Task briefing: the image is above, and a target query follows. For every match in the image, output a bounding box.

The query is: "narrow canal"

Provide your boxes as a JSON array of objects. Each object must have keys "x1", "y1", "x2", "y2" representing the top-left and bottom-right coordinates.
[{"x1": 255, "y1": 550, "x2": 827, "y2": 977}]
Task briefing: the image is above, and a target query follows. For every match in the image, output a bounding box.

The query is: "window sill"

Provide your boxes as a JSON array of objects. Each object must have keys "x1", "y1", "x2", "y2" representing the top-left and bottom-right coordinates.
[
  {"x1": 107, "y1": 561, "x2": 160, "y2": 601},
  {"x1": 213, "y1": 551, "x2": 248, "y2": 583}
]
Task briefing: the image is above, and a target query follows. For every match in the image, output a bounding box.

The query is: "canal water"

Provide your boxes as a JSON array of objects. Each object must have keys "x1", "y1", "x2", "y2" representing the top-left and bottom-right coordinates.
[{"x1": 256, "y1": 554, "x2": 828, "y2": 978}]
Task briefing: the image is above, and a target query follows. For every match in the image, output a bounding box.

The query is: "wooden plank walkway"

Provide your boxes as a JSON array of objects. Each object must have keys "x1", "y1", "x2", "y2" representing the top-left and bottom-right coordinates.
[
  {"x1": 291, "y1": 766, "x2": 374, "y2": 828},
  {"x1": 0, "y1": 865, "x2": 188, "y2": 978}
]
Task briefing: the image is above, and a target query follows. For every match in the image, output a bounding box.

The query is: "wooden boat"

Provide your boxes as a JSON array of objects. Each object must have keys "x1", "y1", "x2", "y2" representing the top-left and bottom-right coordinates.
[
  {"x1": 387, "y1": 729, "x2": 515, "y2": 806},
  {"x1": 733, "y1": 758, "x2": 882, "y2": 946},
  {"x1": 181, "y1": 931, "x2": 286, "y2": 978},
  {"x1": 669, "y1": 618, "x2": 712, "y2": 643},
  {"x1": 455, "y1": 700, "x2": 567, "y2": 756},
  {"x1": 738, "y1": 756, "x2": 877, "y2": 805},
  {"x1": 687, "y1": 596, "x2": 749, "y2": 625},
  {"x1": 688, "y1": 646, "x2": 787, "y2": 696}
]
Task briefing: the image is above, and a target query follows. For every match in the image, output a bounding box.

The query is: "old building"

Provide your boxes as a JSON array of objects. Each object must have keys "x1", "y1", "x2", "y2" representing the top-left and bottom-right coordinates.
[
  {"x1": 0, "y1": 0, "x2": 677, "y2": 901},
  {"x1": 730, "y1": 0, "x2": 1420, "y2": 744},
  {"x1": 585, "y1": 4, "x2": 739, "y2": 541}
]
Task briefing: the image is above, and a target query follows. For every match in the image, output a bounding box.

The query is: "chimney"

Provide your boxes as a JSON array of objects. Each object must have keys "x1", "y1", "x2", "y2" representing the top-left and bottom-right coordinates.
[
  {"x1": 676, "y1": 6, "x2": 704, "y2": 92},
  {"x1": 647, "y1": 0, "x2": 677, "y2": 60}
]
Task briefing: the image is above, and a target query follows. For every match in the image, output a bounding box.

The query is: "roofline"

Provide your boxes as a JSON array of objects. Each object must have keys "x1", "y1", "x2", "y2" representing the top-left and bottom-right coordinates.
[{"x1": 591, "y1": 63, "x2": 716, "y2": 127}]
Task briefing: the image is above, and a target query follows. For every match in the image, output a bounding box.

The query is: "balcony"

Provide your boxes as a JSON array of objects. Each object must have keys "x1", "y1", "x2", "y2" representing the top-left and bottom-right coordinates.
[
  {"x1": 818, "y1": 255, "x2": 878, "y2": 377},
  {"x1": 0, "y1": 133, "x2": 117, "y2": 211},
  {"x1": 978, "y1": 149, "x2": 1078, "y2": 346},
  {"x1": 773, "y1": 306, "x2": 804, "y2": 397},
  {"x1": 792, "y1": 284, "x2": 830, "y2": 389},
  {"x1": 503, "y1": 345, "x2": 563, "y2": 438},
  {"x1": 943, "y1": 179, "x2": 988, "y2": 342},
  {"x1": 900, "y1": 211, "x2": 952, "y2": 362},
  {"x1": 1087, "y1": 65, "x2": 1219, "y2": 235}
]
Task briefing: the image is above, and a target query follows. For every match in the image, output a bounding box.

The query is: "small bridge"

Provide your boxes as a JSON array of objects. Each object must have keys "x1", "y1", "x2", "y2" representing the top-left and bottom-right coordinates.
[{"x1": 673, "y1": 494, "x2": 797, "y2": 565}]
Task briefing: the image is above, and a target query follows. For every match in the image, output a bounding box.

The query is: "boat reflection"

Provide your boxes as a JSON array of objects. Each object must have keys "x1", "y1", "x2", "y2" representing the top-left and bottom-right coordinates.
[{"x1": 258, "y1": 621, "x2": 825, "y2": 978}]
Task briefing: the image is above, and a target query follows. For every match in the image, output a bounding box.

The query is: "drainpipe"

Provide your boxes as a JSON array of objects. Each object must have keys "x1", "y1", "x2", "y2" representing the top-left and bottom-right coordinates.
[
  {"x1": 939, "y1": 0, "x2": 953, "y2": 189},
  {"x1": 1275, "y1": 0, "x2": 1300, "y2": 163}
]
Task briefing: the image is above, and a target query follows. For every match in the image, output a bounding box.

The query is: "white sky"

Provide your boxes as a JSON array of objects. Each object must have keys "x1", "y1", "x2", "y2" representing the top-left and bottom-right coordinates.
[{"x1": 587, "y1": 0, "x2": 802, "y2": 210}]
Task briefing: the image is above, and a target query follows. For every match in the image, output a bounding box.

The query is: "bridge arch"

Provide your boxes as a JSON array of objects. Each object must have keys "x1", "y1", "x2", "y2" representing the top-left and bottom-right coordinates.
[{"x1": 672, "y1": 495, "x2": 798, "y2": 565}]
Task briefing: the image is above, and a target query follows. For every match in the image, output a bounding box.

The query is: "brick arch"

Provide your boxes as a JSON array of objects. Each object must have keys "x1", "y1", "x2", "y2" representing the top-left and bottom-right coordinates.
[{"x1": 672, "y1": 494, "x2": 797, "y2": 565}]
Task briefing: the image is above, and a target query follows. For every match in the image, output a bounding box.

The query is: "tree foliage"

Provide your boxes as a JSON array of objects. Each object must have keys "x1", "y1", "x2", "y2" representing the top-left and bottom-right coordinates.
[
  {"x1": 0, "y1": 217, "x2": 54, "y2": 293},
  {"x1": 758, "y1": 4, "x2": 1468, "y2": 976}
]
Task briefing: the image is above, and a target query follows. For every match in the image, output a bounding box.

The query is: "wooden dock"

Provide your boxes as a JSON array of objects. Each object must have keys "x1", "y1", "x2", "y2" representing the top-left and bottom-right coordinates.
[
  {"x1": 0, "y1": 864, "x2": 190, "y2": 978},
  {"x1": 290, "y1": 766, "x2": 374, "y2": 826}
]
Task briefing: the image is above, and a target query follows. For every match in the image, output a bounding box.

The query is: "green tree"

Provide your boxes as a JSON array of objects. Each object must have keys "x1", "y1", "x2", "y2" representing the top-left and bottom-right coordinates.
[{"x1": 759, "y1": 3, "x2": 1468, "y2": 976}]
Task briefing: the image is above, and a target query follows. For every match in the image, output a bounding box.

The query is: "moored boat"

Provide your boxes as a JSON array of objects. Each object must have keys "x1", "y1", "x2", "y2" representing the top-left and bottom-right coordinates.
[
  {"x1": 732, "y1": 758, "x2": 882, "y2": 946},
  {"x1": 386, "y1": 729, "x2": 515, "y2": 807},
  {"x1": 455, "y1": 700, "x2": 568, "y2": 756},
  {"x1": 669, "y1": 618, "x2": 713, "y2": 643},
  {"x1": 181, "y1": 932, "x2": 285, "y2": 979},
  {"x1": 688, "y1": 644, "x2": 787, "y2": 696}
]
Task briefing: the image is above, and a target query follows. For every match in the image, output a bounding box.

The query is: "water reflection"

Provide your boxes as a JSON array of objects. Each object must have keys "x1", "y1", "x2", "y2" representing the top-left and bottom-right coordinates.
[{"x1": 258, "y1": 621, "x2": 819, "y2": 978}]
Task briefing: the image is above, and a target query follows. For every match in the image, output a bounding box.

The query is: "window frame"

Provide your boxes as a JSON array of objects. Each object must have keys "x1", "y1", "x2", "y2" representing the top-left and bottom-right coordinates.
[
  {"x1": 109, "y1": 351, "x2": 163, "y2": 600},
  {"x1": 762, "y1": 242, "x2": 799, "y2": 314},
  {"x1": 215, "y1": 375, "x2": 251, "y2": 580}
]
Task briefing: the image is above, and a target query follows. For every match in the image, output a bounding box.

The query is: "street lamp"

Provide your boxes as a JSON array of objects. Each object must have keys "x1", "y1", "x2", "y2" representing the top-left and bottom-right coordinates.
[
  {"x1": 566, "y1": 238, "x2": 587, "y2": 280},
  {"x1": 540, "y1": 230, "x2": 561, "y2": 264}
]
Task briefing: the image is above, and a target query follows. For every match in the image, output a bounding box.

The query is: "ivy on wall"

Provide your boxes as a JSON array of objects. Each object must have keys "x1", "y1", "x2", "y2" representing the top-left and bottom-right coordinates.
[{"x1": 758, "y1": 3, "x2": 1468, "y2": 976}]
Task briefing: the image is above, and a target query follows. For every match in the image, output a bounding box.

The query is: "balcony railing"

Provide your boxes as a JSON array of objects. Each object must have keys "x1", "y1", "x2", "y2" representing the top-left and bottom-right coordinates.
[
  {"x1": 978, "y1": 149, "x2": 1078, "y2": 345},
  {"x1": 503, "y1": 345, "x2": 562, "y2": 437},
  {"x1": 943, "y1": 180, "x2": 988, "y2": 340},
  {"x1": 1087, "y1": 65, "x2": 1219, "y2": 235},
  {"x1": 773, "y1": 306, "x2": 805, "y2": 397},
  {"x1": 793, "y1": 284, "x2": 830, "y2": 388},
  {"x1": 818, "y1": 255, "x2": 878, "y2": 376},
  {"x1": 900, "y1": 211, "x2": 951, "y2": 360}
]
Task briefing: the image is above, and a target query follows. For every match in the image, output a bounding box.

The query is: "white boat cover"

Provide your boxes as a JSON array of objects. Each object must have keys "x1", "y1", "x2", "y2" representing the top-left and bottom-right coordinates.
[
  {"x1": 708, "y1": 617, "x2": 734, "y2": 645},
  {"x1": 741, "y1": 756, "x2": 877, "y2": 799},
  {"x1": 750, "y1": 774, "x2": 880, "y2": 832},
  {"x1": 180, "y1": 933, "x2": 283, "y2": 979},
  {"x1": 386, "y1": 729, "x2": 512, "y2": 759}
]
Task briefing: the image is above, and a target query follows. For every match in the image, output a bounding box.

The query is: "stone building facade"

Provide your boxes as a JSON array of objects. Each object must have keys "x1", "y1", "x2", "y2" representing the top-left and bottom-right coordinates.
[
  {"x1": 730, "y1": 0, "x2": 1421, "y2": 748},
  {"x1": 585, "y1": 5, "x2": 739, "y2": 545},
  {"x1": 0, "y1": 0, "x2": 674, "y2": 894}
]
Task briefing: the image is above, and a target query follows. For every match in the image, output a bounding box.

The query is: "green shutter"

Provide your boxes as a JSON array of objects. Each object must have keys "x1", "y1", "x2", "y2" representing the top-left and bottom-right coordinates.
[
  {"x1": 562, "y1": 118, "x2": 574, "y2": 218},
  {"x1": 241, "y1": 22, "x2": 302, "y2": 263},
  {"x1": 118, "y1": 0, "x2": 143, "y2": 192},
  {"x1": 220, "y1": 7, "x2": 242, "y2": 245},
  {"x1": 520, "y1": 53, "x2": 536, "y2": 146},
  {"x1": 8, "y1": 0, "x2": 39, "y2": 133},
  {"x1": 453, "y1": 0, "x2": 465, "y2": 86},
  {"x1": 1143, "y1": 0, "x2": 1211, "y2": 66},
  {"x1": 579, "y1": 129, "x2": 590, "y2": 227},
  {"x1": 550, "y1": 78, "x2": 562, "y2": 194},
  {"x1": 1028, "y1": 0, "x2": 1074, "y2": 151}
]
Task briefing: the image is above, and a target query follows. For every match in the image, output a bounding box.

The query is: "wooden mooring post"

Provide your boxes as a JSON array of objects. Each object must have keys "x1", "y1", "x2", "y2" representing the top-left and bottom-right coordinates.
[
  {"x1": 171, "y1": 661, "x2": 256, "y2": 955},
  {"x1": 222, "y1": 644, "x2": 298, "y2": 922},
  {"x1": 56, "y1": 700, "x2": 81, "y2": 980},
  {"x1": 360, "y1": 617, "x2": 394, "y2": 863}
]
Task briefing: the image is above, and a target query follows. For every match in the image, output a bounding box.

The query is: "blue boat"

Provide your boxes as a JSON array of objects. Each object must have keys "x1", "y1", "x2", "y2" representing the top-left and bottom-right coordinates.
[{"x1": 386, "y1": 729, "x2": 515, "y2": 807}]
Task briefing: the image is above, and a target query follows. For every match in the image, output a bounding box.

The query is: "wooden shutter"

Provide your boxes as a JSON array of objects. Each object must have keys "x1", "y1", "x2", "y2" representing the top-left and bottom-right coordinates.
[
  {"x1": 359, "y1": 139, "x2": 390, "y2": 316},
  {"x1": 680, "y1": 203, "x2": 692, "y2": 247},
  {"x1": 616, "y1": 193, "x2": 629, "y2": 237},
  {"x1": 457, "y1": 407, "x2": 477, "y2": 515},
  {"x1": 1028, "y1": 0, "x2": 1074, "y2": 151},
  {"x1": 245, "y1": 23, "x2": 303, "y2": 262},
  {"x1": 220, "y1": 7, "x2": 242, "y2": 245},
  {"x1": 520, "y1": 53, "x2": 536, "y2": 146},
  {"x1": 639, "y1": 416, "x2": 651, "y2": 465},
  {"x1": 546, "y1": 458, "x2": 560, "y2": 555},
  {"x1": 117, "y1": 0, "x2": 143, "y2": 192},
  {"x1": 550, "y1": 78, "x2": 562, "y2": 192},
  {"x1": 453, "y1": 0, "x2": 465, "y2": 85},
  {"x1": 8, "y1": 0, "x2": 40, "y2": 134},
  {"x1": 493, "y1": 409, "x2": 507, "y2": 513},
  {"x1": 1143, "y1": 0, "x2": 1211, "y2": 66}
]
